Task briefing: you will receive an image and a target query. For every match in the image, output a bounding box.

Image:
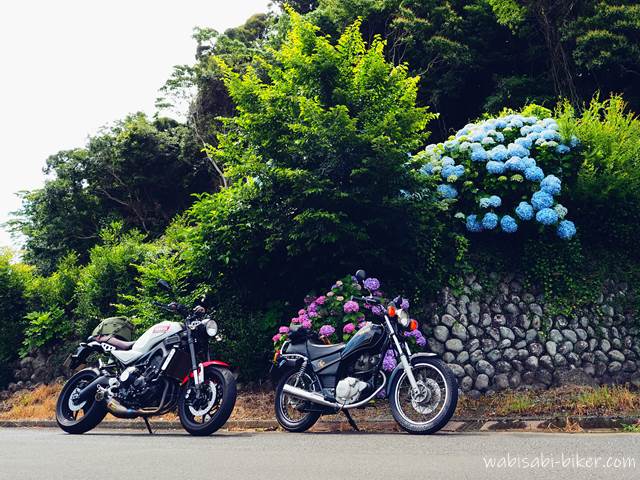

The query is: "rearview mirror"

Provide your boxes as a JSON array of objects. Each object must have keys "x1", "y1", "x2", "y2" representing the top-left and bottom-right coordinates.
[
  {"x1": 355, "y1": 269, "x2": 366, "y2": 282},
  {"x1": 157, "y1": 279, "x2": 171, "y2": 291}
]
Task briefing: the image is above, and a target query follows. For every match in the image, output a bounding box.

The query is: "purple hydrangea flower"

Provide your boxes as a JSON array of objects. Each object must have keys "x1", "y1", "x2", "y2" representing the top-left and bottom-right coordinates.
[
  {"x1": 400, "y1": 298, "x2": 410, "y2": 310},
  {"x1": 319, "y1": 325, "x2": 335, "y2": 337},
  {"x1": 363, "y1": 278, "x2": 380, "y2": 291},
  {"x1": 382, "y1": 349, "x2": 397, "y2": 371},
  {"x1": 371, "y1": 305, "x2": 384, "y2": 316},
  {"x1": 343, "y1": 300, "x2": 359, "y2": 313},
  {"x1": 315, "y1": 295, "x2": 326, "y2": 305}
]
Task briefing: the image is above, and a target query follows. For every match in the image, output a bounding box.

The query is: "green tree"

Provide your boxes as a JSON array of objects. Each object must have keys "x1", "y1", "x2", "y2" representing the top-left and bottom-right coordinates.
[{"x1": 11, "y1": 114, "x2": 214, "y2": 273}]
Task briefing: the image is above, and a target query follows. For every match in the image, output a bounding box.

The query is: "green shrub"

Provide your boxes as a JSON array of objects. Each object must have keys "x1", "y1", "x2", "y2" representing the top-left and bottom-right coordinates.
[
  {"x1": 20, "y1": 307, "x2": 72, "y2": 356},
  {"x1": 0, "y1": 250, "x2": 30, "y2": 386}
]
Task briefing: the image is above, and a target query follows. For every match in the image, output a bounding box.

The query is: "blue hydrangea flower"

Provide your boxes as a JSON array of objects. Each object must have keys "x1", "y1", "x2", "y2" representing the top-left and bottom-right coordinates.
[
  {"x1": 437, "y1": 184, "x2": 458, "y2": 199},
  {"x1": 441, "y1": 164, "x2": 464, "y2": 179},
  {"x1": 540, "y1": 175, "x2": 561, "y2": 195},
  {"x1": 521, "y1": 157, "x2": 537, "y2": 169},
  {"x1": 524, "y1": 166, "x2": 544, "y2": 182},
  {"x1": 536, "y1": 208, "x2": 559, "y2": 225},
  {"x1": 482, "y1": 212, "x2": 499, "y2": 230},
  {"x1": 489, "y1": 145, "x2": 508, "y2": 161},
  {"x1": 515, "y1": 201, "x2": 534, "y2": 220},
  {"x1": 444, "y1": 139, "x2": 458, "y2": 151},
  {"x1": 486, "y1": 161, "x2": 506, "y2": 175},
  {"x1": 494, "y1": 119, "x2": 507, "y2": 129},
  {"x1": 420, "y1": 163, "x2": 434, "y2": 175},
  {"x1": 554, "y1": 203, "x2": 568, "y2": 219},
  {"x1": 479, "y1": 195, "x2": 502, "y2": 208},
  {"x1": 500, "y1": 215, "x2": 518, "y2": 233},
  {"x1": 514, "y1": 137, "x2": 533, "y2": 149},
  {"x1": 505, "y1": 157, "x2": 525, "y2": 171},
  {"x1": 470, "y1": 145, "x2": 488, "y2": 162},
  {"x1": 520, "y1": 125, "x2": 533, "y2": 136},
  {"x1": 459, "y1": 141, "x2": 471, "y2": 151},
  {"x1": 557, "y1": 220, "x2": 576, "y2": 240},
  {"x1": 541, "y1": 129, "x2": 560, "y2": 141},
  {"x1": 531, "y1": 124, "x2": 544, "y2": 133},
  {"x1": 531, "y1": 190, "x2": 554, "y2": 210},
  {"x1": 507, "y1": 142, "x2": 529, "y2": 158},
  {"x1": 442, "y1": 156, "x2": 455, "y2": 166},
  {"x1": 466, "y1": 214, "x2": 483, "y2": 232},
  {"x1": 556, "y1": 144, "x2": 570, "y2": 154},
  {"x1": 481, "y1": 136, "x2": 495, "y2": 146}
]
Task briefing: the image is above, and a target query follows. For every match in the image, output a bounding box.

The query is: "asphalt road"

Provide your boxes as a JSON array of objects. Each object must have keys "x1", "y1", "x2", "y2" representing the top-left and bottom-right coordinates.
[{"x1": 0, "y1": 427, "x2": 638, "y2": 480}]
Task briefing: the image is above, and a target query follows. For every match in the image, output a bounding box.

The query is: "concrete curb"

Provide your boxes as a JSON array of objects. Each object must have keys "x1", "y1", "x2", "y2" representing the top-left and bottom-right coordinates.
[{"x1": 1, "y1": 415, "x2": 638, "y2": 432}]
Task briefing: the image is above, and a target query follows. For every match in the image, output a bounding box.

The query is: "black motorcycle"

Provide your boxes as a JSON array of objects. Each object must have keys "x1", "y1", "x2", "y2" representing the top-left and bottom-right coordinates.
[
  {"x1": 271, "y1": 270, "x2": 458, "y2": 434},
  {"x1": 56, "y1": 280, "x2": 237, "y2": 436}
]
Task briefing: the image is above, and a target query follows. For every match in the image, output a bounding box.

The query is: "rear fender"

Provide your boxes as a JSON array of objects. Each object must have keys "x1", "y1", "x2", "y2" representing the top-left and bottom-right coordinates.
[
  {"x1": 66, "y1": 343, "x2": 103, "y2": 370},
  {"x1": 181, "y1": 360, "x2": 232, "y2": 385}
]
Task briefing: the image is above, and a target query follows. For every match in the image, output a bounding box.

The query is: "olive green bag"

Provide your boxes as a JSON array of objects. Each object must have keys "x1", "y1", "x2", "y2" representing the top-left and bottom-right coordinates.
[{"x1": 91, "y1": 317, "x2": 135, "y2": 341}]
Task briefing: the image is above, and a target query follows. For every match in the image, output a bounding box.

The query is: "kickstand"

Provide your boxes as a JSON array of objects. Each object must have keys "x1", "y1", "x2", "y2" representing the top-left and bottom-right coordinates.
[
  {"x1": 343, "y1": 410, "x2": 359, "y2": 431},
  {"x1": 143, "y1": 417, "x2": 154, "y2": 435}
]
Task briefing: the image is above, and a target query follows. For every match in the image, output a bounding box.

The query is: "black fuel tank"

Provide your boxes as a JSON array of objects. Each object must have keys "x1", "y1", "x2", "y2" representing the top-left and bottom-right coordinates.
[{"x1": 341, "y1": 323, "x2": 386, "y2": 361}]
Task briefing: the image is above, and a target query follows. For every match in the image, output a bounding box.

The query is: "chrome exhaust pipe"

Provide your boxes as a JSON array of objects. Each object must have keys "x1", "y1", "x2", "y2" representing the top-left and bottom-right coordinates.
[{"x1": 282, "y1": 384, "x2": 339, "y2": 409}]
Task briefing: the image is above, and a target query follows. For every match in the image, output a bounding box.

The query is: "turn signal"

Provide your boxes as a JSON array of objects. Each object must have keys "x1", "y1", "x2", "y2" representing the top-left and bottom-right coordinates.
[
  {"x1": 387, "y1": 306, "x2": 396, "y2": 317},
  {"x1": 408, "y1": 319, "x2": 418, "y2": 331}
]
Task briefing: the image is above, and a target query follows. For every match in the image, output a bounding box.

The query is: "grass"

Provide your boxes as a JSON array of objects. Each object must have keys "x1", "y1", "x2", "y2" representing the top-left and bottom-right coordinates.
[
  {"x1": 622, "y1": 423, "x2": 640, "y2": 433},
  {"x1": 1, "y1": 383, "x2": 639, "y2": 423}
]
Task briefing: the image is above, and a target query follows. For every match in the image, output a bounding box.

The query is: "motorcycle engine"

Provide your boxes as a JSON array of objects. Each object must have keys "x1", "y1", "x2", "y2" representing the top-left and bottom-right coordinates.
[
  {"x1": 351, "y1": 353, "x2": 381, "y2": 374},
  {"x1": 335, "y1": 377, "x2": 368, "y2": 405},
  {"x1": 115, "y1": 354, "x2": 164, "y2": 407}
]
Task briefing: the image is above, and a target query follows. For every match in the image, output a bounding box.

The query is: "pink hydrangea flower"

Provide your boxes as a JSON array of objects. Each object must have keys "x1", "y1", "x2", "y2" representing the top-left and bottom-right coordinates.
[
  {"x1": 343, "y1": 323, "x2": 355, "y2": 334},
  {"x1": 315, "y1": 296, "x2": 326, "y2": 305},
  {"x1": 298, "y1": 309, "x2": 306, "y2": 316},
  {"x1": 279, "y1": 326, "x2": 290, "y2": 334},
  {"x1": 343, "y1": 300, "x2": 359, "y2": 313},
  {"x1": 302, "y1": 319, "x2": 312, "y2": 329},
  {"x1": 272, "y1": 334, "x2": 282, "y2": 342}
]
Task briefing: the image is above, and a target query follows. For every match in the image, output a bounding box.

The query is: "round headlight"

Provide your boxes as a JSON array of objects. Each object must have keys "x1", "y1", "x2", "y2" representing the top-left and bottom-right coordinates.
[
  {"x1": 205, "y1": 319, "x2": 218, "y2": 337},
  {"x1": 397, "y1": 309, "x2": 410, "y2": 327}
]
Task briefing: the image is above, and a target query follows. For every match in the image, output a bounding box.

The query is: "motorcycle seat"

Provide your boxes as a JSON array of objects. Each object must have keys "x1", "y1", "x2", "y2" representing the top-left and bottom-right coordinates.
[
  {"x1": 92, "y1": 335, "x2": 135, "y2": 351},
  {"x1": 306, "y1": 340, "x2": 345, "y2": 359}
]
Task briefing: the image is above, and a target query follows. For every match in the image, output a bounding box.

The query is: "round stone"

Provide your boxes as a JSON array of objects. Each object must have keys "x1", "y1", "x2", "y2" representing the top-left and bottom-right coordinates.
[
  {"x1": 464, "y1": 364, "x2": 476, "y2": 377},
  {"x1": 623, "y1": 360, "x2": 637, "y2": 372},
  {"x1": 608, "y1": 361, "x2": 622, "y2": 373},
  {"x1": 609, "y1": 350, "x2": 625, "y2": 362},
  {"x1": 476, "y1": 360, "x2": 495, "y2": 377},
  {"x1": 487, "y1": 349, "x2": 501, "y2": 363},
  {"x1": 452, "y1": 323, "x2": 468, "y2": 341},
  {"x1": 482, "y1": 339, "x2": 497, "y2": 352},
  {"x1": 445, "y1": 339, "x2": 464, "y2": 352},
  {"x1": 441, "y1": 314, "x2": 456, "y2": 327},
  {"x1": 549, "y1": 329, "x2": 563, "y2": 344},
  {"x1": 428, "y1": 339, "x2": 445, "y2": 355},
  {"x1": 499, "y1": 326, "x2": 515, "y2": 341},
  {"x1": 433, "y1": 325, "x2": 449, "y2": 343},
  {"x1": 494, "y1": 373, "x2": 509, "y2": 390},
  {"x1": 525, "y1": 356, "x2": 539, "y2": 371},
  {"x1": 562, "y1": 329, "x2": 577, "y2": 344},
  {"x1": 575, "y1": 340, "x2": 588, "y2": 354},
  {"x1": 529, "y1": 303, "x2": 543, "y2": 316},
  {"x1": 470, "y1": 350, "x2": 484, "y2": 364},
  {"x1": 503, "y1": 348, "x2": 517, "y2": 361},
  {"x1": 553, "y1": 354, "x2": 567, "y2": 367},
  {"x1": 496, "y1": 360, "x2": 511, "y2": 373},
  {"x1": 468, "y1": 338, "x2": 480, "y2": 352},
  {"x1": 600, "y1": 339, "x2": 611, "y2": 352},
  {"x1": 536, "y1": 370, "x2": 553, "y2": 386},
  {"x1": 448, "y1": 363, "x2": 465, "y2": 378},
  {"x1": 545, "y1": 341, "x2": 557, "y2": 356},
  {"x1": 456, "y1": 351, "x2": 470, "y2": 364},
  {"x1": 539, "y1": 355, "x2": 553, "y2": 370},
  {"x1": 443, "y1": 352, "x2": 456, "y2": 363},
  {"x1": 475, "y1": 374, "x2": 490, "y2": 390},
  {"x1": 509, "y1": 371, "x2": 521, "y2": 388},
  {"x1": 493, "y1": 314, "x2": 507, "y2": 326},
  {"x1": 528, "y1": 342, "x2": 543, "y2": 357},
  {"x1": 460, "y1": 376, "x2": 474, "y2": 391}
]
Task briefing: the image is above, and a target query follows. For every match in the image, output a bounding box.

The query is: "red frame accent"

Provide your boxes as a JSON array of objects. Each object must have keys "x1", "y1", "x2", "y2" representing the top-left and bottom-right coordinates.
[{"x1": 181, "y1": 360, "x2": 231, "y2": 385}]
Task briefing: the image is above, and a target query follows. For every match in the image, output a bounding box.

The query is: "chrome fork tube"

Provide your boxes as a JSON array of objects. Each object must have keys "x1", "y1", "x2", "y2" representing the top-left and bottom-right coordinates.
[{"x1": 385, "y1": 316, "x2": 420, "y2": 393}]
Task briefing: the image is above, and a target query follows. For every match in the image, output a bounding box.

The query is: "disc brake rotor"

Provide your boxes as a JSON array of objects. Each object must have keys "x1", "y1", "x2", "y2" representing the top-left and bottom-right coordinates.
[
  {"x1": 411, "y1": 379, "x2": 441, "y2": 415},
  {"x1": 68, "y1": 386, "x2": 87, "y2": 412},
  {"x1": 188, "y1": 381, "x2": 218, "y2": 416}
]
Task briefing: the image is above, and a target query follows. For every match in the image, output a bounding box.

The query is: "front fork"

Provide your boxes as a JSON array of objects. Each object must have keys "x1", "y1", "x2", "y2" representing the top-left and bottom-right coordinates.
[{"x1": 385, "y1": 316, "x2": 421, "y2": 394}]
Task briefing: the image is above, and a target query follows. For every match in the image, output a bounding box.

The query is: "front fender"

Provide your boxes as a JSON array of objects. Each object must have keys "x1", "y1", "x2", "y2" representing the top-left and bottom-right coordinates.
[
  {"x1": 181, "y1": 360, "x2": 232, "y2": 385},
  {"x1": 387, "y1": 352, "x2": 439, "y2": 389}
]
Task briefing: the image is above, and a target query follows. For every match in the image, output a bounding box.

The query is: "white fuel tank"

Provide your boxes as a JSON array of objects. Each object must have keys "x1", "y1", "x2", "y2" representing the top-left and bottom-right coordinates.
[{"x1": 112, "y1": 321, "x2": 183, "y2": 365}]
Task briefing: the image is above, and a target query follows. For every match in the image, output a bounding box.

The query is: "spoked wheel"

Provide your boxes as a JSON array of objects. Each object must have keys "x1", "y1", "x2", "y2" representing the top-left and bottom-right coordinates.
[
  {"x1": 389, "y1": 358, "x2": 458, "y2": 434},
  {"x1": 178, "y1": 367, "x2": 237, "y2": 436},
  {"x1": 275, "y1": 371, "x2": 321, "y2": 432},
  {"x1": 56, "y1": 369, "x2": 107, "y2": 434}
]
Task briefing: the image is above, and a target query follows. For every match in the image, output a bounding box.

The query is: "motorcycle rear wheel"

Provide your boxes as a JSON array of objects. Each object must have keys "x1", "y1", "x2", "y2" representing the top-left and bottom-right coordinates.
[
  {"x1": 274, "y1": 370, "x2": 321, "y2": 432},
  {"x1": 56, "y1": 369, "x2": 107, "y2": 434},
  {"x1": 178, "y1": 367, "x2": 237, "y2": 436}
]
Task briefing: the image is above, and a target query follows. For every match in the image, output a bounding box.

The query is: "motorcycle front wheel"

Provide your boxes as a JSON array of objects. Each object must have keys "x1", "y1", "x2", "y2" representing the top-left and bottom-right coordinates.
[
  {"x1": 274, "y1": 370, "x2": 321, "y2": 432},
  {"x1": 178, "y1": 367, "x2": 237, "y2": 436},
  {"x1": 389, "y1": 358, "x2": 458, "y2": 434},
  {"x1": 56, "y1": 369, "x2": 107, "y2": 434}
]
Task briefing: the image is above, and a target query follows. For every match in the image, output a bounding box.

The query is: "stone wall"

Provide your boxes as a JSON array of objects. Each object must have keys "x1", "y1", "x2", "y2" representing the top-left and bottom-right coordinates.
[{"x1": 424, "y1": 273, "x2": 640, "y2": 397}]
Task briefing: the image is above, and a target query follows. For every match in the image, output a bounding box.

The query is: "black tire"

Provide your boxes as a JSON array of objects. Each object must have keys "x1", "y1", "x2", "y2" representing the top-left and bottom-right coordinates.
[
  {"x1": 178, "y1": 367, "x2": 237, "y2": 436},
  {"x1": 274, "y1": 370, "x2": 321, "y2": 432},
  {"x1": 389, "y1": 358, "x2": 458, "y2": 435},
  {"x1": 56, "y1": 369, "x2": 107, "y2": 434}
]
